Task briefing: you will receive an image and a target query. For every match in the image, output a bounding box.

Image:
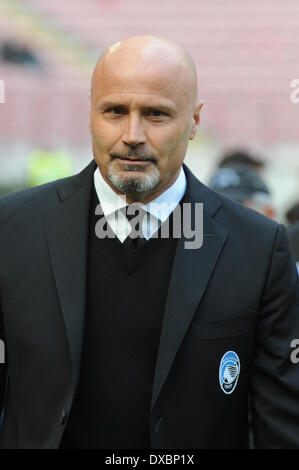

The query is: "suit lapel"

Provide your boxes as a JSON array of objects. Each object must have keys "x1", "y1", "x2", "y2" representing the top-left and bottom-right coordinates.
[
  {"x1": 151, "y1": 167, "x2": 229, "y2": 410},
  {"x1": 44, "y1": 160, "x2": 96, "y2": 393}
]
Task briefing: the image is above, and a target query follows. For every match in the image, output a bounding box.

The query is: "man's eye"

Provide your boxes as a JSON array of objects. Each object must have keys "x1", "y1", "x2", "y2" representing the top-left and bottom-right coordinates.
[
  {"x1": 109, "y1": 107, "x2": 125, "y2": 115},
  {"x1": 148, "y1": 110, "x2": 166, "y2": 118}
]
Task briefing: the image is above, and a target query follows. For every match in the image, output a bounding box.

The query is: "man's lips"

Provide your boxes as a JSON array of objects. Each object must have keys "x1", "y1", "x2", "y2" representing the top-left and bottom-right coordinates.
[{"x1": 113, "y1": 155, "x2": 155, "y2": 163}]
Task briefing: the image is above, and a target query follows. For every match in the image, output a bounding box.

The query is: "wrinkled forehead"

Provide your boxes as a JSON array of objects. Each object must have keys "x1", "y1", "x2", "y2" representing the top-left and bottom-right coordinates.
[{"x1": 91, "y1": 45, "x2": 197, "y2": 107}]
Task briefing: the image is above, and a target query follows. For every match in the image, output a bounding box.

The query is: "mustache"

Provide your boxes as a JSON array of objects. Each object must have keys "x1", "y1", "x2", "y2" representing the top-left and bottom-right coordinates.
[{"x1": 111, "y1": 150, "x2": 156, "y2": 162}]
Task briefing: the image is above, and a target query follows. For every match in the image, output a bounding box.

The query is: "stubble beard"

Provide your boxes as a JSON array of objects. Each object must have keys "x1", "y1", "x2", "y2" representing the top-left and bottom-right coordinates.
[{"x1": 107, "y1": 158, "x2": 160, "y2": 194}]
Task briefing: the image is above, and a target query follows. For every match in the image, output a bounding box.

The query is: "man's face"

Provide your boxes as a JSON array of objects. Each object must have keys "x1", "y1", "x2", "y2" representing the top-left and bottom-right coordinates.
[{"x1": 90, "y1": 50, "x2": 200, "y2": 202}]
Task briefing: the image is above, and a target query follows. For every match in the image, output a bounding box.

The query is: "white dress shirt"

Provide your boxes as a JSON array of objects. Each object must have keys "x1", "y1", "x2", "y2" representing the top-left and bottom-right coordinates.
[{"x1": 93, "y1": 166, "x2": 187, "y2": 243}]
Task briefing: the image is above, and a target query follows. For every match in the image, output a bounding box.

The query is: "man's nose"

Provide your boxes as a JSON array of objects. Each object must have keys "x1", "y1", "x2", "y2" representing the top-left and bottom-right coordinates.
[{"x1": 122, "y1": 115, "x2": 146, "y2": 146}]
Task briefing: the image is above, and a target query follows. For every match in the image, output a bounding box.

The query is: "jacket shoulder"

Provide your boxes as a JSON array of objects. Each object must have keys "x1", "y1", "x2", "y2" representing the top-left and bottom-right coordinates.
[
  {"x1": 0, "y1": 160, "x2": 96, "y2": 218},
  {"x1": 0, "y1": 177, "x2": 69, "y2": 221},
  {"x1": 214, "y1": 188, "x2": 278, "y2": 231}
]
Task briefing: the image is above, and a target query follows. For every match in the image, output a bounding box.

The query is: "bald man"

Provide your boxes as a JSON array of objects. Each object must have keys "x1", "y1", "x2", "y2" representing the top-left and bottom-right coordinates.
[{"x1": 0, "y1": 36, "x2": 299, "y2": 450}]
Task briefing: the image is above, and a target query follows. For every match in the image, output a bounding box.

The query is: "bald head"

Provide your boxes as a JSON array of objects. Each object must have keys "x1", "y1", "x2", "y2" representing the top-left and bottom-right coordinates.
[{"x1": 91, "y1": 35, "x2": 198, "y2": 110}]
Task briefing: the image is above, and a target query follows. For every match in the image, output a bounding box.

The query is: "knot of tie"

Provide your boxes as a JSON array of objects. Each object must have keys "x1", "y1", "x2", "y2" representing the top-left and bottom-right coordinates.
[{"x1": 121, "y1": 204, "x2": 147, "y2": 251}]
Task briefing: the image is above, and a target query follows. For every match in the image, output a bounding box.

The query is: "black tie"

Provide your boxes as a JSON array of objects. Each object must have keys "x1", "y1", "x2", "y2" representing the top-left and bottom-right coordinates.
[{"x1": 121, "y1": 205, "x2": 147, "y2": 251}]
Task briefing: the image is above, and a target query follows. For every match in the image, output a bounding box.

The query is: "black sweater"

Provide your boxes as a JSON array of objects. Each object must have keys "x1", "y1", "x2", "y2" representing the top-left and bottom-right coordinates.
[{"x1": 60, "y1": 186, "x2": 178, "y2": 449}]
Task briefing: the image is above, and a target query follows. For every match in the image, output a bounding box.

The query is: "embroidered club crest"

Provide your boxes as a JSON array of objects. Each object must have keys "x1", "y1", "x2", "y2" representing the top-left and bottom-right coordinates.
[{"x1": 219, "y1": 351, "x2": 240, "y2": 394}]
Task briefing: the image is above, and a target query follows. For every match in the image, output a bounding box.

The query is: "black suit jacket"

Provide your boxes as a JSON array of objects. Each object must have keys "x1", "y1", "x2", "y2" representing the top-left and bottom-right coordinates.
[
  {"x1": 0, "y1": 160, "x2": 299, "y2": 449},
  {"x1": 287, "y1": 223, "x2": 299, "y2": 262}
]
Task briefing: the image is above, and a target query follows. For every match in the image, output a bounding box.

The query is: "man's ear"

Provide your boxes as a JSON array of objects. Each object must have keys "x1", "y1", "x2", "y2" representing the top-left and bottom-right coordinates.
[
  {"x1": 189, "y1": 101, "x2": 204, "y2": 140},
  {"x1": 88, "y1": 117, "x2": 93, "y2": 135}
]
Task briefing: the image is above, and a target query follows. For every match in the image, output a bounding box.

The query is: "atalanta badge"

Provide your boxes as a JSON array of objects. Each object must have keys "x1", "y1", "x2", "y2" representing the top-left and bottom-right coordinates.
[{"x1": 219, "y1": 351, "x2": 240, "y2": 394}]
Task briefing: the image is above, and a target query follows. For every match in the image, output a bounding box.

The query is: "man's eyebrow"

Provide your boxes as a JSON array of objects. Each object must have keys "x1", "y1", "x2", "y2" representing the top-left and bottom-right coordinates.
[
  {"x1": 96, "y1": 100, "x2": 126, "y2": 110},
  {"x1": 142, "y1": 104, "x2": 176, "y2": 113},
  {"x1": 96, "y1": 100, "x2": 176, "y2": 113}
]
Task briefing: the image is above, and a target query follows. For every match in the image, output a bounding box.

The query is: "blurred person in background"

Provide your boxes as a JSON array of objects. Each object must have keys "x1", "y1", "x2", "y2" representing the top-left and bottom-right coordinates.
[
  {"x1": 286, "y1": 202, "x2": 299, "y2": 226},
  {"x1": 0, "y1": 35, "x2": 299, "y2": 450},
  {"x1": 209, "y1": 163, "x2": 276, "y2": 220},
  {"x1": 217, "y1": 149, "x2": 265, "y2": 174}
]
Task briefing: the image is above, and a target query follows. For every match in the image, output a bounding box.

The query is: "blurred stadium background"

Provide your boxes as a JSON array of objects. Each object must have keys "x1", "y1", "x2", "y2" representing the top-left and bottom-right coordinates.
[{"x1": 0, "y1": 0, "x2": 299, "y2": 221}]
